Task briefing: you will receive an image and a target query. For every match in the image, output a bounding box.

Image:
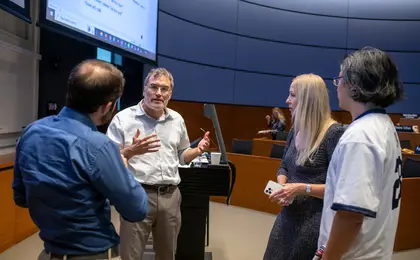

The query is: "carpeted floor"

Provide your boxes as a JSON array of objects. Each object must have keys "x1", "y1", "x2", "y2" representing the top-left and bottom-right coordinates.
[{"x1": 0, "y1": 203, "x2": 419, "y2": 260}]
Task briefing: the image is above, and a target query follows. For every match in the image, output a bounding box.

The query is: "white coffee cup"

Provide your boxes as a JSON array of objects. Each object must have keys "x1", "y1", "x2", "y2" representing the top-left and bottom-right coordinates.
[{"x1": 210, "y1": 152, "x2": 221, "y2": 165}]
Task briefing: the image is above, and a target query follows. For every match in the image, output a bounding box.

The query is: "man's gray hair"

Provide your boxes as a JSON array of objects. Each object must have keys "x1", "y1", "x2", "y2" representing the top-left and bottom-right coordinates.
[{"x1": 144, "y1": 68, "x2": 174, "y2": 89}]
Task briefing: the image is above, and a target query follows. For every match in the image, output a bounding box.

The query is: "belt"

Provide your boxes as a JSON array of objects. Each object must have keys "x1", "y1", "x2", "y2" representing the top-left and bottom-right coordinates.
[
  {"x1": 48, "y1": 246, "x2": 119, "y2": 260},
  {"x1": 141, "y1": 183, "x2": 176, "y2": 193}
]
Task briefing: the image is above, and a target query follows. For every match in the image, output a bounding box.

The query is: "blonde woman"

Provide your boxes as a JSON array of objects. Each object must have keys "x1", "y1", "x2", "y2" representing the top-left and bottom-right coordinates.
[
  {"x1": 263, "y1": 74, "x2": 345, "y2": 260},
  {"x1": 264, "y1": 107, "x2": 286, "y2": 139}
]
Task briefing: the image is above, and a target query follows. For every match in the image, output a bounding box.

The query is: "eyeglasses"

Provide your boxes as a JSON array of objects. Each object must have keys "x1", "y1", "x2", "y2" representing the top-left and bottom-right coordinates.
[
  {"x1": 148, "y1": 83, "x2": 170, "y2": 94},
  {"x1": 333, "y1": 76, "x2": 343, "y2": 87}
]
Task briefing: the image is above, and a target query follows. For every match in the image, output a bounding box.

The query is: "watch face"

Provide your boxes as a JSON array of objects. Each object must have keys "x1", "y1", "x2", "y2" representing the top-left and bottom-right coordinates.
[{"x1": 306, "y1": 184, "x2": 311, "y2": 193}]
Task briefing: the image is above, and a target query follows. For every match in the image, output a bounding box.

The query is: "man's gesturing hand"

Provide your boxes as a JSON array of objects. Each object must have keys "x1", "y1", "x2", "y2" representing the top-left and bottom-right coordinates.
[
  {"x1": 121, "y1": 129, "x2": 161, "y2": 159},
  {"x1": 198, "y1": 131, "x2": 210, "y2": 153}
]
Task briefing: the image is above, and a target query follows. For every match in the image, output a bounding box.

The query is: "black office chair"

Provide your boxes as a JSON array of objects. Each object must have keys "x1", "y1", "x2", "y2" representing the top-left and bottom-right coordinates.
[
  {"x1": 231, "y1": 139, "x2": 253, "y2": 155},
  {"x1": 270, "y1": 144, "x2": 285, "y2": 159},
  {"x1": 402, "y1": 157, "x2": 420, "y2": 178},
  {"x1": 275, "y1": 131, "x2": 288, "y2": 141},
  {"x1": 190, "y1": 137, "x2": 203, "y2": 148},
  {"x1": 400, "y1": 139, "x2": 412, "y2": 150}
]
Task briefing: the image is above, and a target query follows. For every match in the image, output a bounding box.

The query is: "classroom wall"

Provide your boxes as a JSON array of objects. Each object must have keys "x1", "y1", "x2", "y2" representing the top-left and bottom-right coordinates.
[
  {"x1": 0, "y1": 2, "x2": 40, "y2": 150},
  {"x1": 155, "y1": 0, "x2": 420, "y2": 113}
]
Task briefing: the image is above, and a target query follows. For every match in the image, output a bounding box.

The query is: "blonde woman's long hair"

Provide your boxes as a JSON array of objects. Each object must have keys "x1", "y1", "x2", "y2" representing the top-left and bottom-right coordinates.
[
  {"x1": 292, "y1": 74, "x2": 336, "y2": 166},
  {"x1": 272, "y1": 107, "x2": 285, "y2": 121}
]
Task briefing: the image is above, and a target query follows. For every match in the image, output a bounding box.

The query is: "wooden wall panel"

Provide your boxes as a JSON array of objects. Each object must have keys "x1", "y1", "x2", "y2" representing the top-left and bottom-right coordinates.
[
  {"x1": 14, "y1": 206, "x2": 38, "y2": 243},
  {"x1": 399, "y1": 118, "x2": 420, "y2": 126},
  {"x1": 168, "y1": 100, "x2": 402, "y2": 151},
  {"x1": 398, "y1": 132, "x2": 420, "y2": 149},
  {"x1": 209, "y1": 151, "x2": 420, "y2": 252},
  {"x1": 0, "y1": 153, "x2": 15, "y2": 166},
  {"x1": 252, "y1": 139, "x2": 286, "y2": 157},
  {"x1": 0, "y1": 161, "x2": 38, "y2": 254},
  {"x1": 0, "y1": 166, "x2": 15, "y2": 254},
  {"x1": 168, "y1": 101, "x2": 278, "y2": 152},
  {"x1": 210, "y1": 153, "x2": 283, "y2": 215},
  {"x1": 394, "y1": 178, "x2": 420, "y2": 251}
]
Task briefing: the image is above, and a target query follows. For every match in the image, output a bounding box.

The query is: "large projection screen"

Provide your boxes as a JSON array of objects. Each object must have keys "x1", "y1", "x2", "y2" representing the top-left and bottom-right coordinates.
[{"x1": 38, "y1": 0, "x2": 158, "y2": 64}]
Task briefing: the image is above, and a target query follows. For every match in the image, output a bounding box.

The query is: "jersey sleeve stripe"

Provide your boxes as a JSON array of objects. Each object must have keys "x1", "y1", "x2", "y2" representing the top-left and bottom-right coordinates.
[{"x1": 331, "y1": 203, "x2": 377, "y2": 218}]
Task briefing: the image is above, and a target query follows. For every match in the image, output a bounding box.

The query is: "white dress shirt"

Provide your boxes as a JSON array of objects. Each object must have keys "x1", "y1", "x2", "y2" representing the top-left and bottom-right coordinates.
[{"x1": 106, "y1": 100, "x2": 191, "y2": 185}]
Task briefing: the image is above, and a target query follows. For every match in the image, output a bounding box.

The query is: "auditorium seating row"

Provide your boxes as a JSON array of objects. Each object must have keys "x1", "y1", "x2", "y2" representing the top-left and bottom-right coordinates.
[
  {"x1": 233, "y1": 129, "x2": 420, "y2": 157},
  {"x1": 231, "y1": 138, "x2": 286, "y2": 158},
  {"x1": 212, "y1": 137, "x2": 420, "y2": 252},
  {"x1": 211, "y1": 152, "x2": 419, "y2": 252}
]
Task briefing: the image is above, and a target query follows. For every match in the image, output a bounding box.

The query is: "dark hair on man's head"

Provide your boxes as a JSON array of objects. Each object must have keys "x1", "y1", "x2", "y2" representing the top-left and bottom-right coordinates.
[
  {"x1": 340, "y1": 46, "x2": 404, "y2": 108},
  {"x1": 66, "y1": 59, "x2": 125, "y2": 113}
]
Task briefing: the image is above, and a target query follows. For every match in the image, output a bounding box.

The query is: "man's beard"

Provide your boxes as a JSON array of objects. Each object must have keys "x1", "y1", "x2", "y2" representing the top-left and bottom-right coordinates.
[
  {"x1": 145, "y1": 98, "x2": 169, "y2": 111},
  {"x1": 100, "y1": 105, "x2": 116, "y2": 125},
  {"x1": 101, "y1": 109, "x2": 114, "y2": 125}
]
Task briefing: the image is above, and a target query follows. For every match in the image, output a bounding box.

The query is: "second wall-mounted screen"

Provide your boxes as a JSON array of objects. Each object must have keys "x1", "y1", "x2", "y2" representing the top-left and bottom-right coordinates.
[{"x1": 0, "y1": 0, "x2": 31, "y2": 22}]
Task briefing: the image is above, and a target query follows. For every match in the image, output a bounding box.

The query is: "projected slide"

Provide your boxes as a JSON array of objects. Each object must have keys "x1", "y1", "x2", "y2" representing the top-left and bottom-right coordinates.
[{"x1": 45, "y1": 0, "x2": 158, "y2": 61}]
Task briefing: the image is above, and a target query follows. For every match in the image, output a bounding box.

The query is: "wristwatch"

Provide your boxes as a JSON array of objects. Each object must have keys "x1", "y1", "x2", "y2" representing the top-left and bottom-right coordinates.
[{"x1": 305, "y1": 184, "x2": 311, "y2": 193}]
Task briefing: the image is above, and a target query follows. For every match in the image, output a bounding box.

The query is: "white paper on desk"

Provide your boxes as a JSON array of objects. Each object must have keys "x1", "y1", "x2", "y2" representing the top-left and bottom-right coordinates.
[{"x1": 192, "y1": 155, "x2": 208, "y2": 164}]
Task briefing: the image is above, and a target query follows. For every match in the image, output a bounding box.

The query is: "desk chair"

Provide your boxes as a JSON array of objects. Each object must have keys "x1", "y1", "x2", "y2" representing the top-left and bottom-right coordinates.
[
  {"x1": 231, "y1": 139, "x2": 253, "y2": 155},
  {"x1": 275, "y1": 131, "x2": 288, "y2": 141},
  {"x1": 400, "y1": 139, "x2": 412, "y2": 150},
  {"x1": 402, "y1": 157, "x2": 420, "y2": 178},
  {"x1": 270, "y1": 144, "x2": 285, "y2": 159},
  {"x1": 190, "y1": 137, "x2": 203, "y2": 148}
]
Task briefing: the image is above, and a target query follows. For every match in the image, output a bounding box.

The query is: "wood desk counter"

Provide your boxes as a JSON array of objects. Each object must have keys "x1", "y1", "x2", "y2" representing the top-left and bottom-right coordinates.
[
  {"x1": 0, "y1": 150, "x2": 15, "y2": 166},
  {"x1": 402, "y1": 153, "x2": 420, "y2": 163},
  {"x1": 211, "y1": 152, "x2": 283, "y2": 215},
  {"x1": 398, "y1": 118, "x2": 420, "y2": 126},
  {"x1": 211, "y1": 152, "x2": 420, "y2": 252},
  {"x1": 394, "y1": 177, "x2": 420, "y2": 251},
  {"x1": 252, "y1": 139, "x2": 286, "y2": 157},
  {"x1": 0, "y1": 152, "x2": 38, "y2": 254},
  {"x1": 2, "y1": 149, "x2": 419, "y2": 253},
  {"x1": 398, "y1": 132, "x2": 420, "y2": 149}
]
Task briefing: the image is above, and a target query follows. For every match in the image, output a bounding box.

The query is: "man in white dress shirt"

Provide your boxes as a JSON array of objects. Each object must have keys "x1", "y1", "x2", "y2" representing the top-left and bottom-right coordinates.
[
  {"x1": 107, "y1": 68, "x2": 210, "y2": 260},
  {"x1": 318, "y1": 47, "x2": 404, "y2": 260}
]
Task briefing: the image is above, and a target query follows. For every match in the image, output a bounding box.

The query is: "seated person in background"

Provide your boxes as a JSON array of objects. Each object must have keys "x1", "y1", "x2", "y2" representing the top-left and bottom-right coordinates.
[
  {"x1": 12, "y1": 60, "x2": 152, "y2": 260},
  {"x1": 319, "y1": 47, "x2": 404, "y2": 260},
  {"x1": 259, "y1": 107, "x2": 286, "y2": 139},
  {"x1": 263, "y1": 74, "x2": 345, "y2": 260}
]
